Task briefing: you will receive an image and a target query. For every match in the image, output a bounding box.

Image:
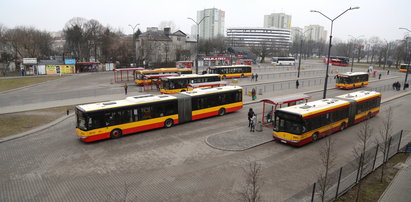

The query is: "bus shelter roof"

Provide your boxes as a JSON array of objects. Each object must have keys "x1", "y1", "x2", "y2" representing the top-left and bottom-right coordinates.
[
  {"x1": 114, "y1": 68, "x2": 144, "y2": 72},
  {"x1": 260, "y1": 93, "x2": 311, "y2": 105}
]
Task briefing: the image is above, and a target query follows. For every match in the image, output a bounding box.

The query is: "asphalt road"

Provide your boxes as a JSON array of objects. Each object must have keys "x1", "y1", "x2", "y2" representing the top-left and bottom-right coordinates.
[{"x1": 1, "y1": 61, "x2": 410, "y2": 201}]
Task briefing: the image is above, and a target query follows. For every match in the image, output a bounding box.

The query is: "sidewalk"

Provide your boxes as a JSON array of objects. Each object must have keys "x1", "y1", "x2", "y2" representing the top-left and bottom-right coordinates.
[{"x1": 379, "y1": 153, "x2": 411, "y2": 202}]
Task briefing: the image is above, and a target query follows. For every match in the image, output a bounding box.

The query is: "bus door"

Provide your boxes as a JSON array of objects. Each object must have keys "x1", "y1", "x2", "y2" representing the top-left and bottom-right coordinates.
[
  {"x1": 339, "y1": 98, "x2": 356, "y2": 126},
  {"x1": 174, "y1": 94, "x2": 192, "y2": 123}
]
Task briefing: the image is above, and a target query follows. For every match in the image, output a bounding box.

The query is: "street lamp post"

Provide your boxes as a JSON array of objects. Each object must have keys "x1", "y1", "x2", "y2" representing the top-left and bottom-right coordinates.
[
  {"x1": 399, "y1": 27, "x2": 411, "y2": 90},
  {"x1": 296, "y1": 28, "x2": 313, "y2": 78},
  {"x1": 311, "y1": 7, "x2": 360, "y2": 99},
  {"x1": 128, "y1": 24, "x2": 140, "y2": 67},
  {"x1": 348, "y1": 35, "x2": 364, "y2": 72},
  {"x1": 188, "y1": 16, "x2": 209, "y2": 74}
]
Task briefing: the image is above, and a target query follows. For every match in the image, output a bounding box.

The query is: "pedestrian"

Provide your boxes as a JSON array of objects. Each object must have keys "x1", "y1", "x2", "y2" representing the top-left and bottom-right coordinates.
[
  {"x1": 250, "y1": 113, "x2": 257, "y2": 132},
  {"x1": 392, "y1": 82, "x2": 396, "y2": 90},
  {"x1": 252, "y1": 88, "x2": 256, "y2": 100},
  {"x1": 387, "y1": 70, "x2": 390, "y2": 75},
  {"x1": 378, "y1": 73, "x2": 381, "y2": 80},
  {"x1": 296, "y1": 80, "x2": 299, "y2": 89},
  {"x1": 251, "y1": 73, "x2": 254, "y2": 81},
  {"x1": 248, "y1": 108, "x2": 254, "y2": 127},
  {"x1": 255, "y1": 73, "x2": 258, "y2": 81},
  {"x1": 124, "y1": 83, "x2": 128, "y2": 95},
  {"x1": 397, "y1": 82, "x2": 401, "y2": 91}
]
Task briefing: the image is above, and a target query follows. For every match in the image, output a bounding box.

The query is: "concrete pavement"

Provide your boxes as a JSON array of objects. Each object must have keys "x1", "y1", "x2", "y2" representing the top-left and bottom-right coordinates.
[{"x1": 379, "y1": 153, "x2": 411, "y2": 202}]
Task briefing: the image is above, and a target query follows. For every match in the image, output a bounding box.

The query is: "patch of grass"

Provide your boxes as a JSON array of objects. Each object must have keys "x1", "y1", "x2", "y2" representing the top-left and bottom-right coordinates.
[
  {"x1": 0, "y1": 105, "x2": 76, "y2": 138},
  {"x1": 0, "y1": 76, "x2": 67, "y2": 92},
  {"x1": 335, "y1": 152, "x2": 409, "y2": 202}
]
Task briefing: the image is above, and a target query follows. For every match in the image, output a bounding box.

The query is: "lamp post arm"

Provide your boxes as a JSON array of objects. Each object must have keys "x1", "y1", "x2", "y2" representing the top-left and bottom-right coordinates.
[
  {"x1": 333, "y1": 8, "x2": 353, "y2": 21},
  {"x1": 311, "y1": 10, "x2": 332, "y2": 21}
]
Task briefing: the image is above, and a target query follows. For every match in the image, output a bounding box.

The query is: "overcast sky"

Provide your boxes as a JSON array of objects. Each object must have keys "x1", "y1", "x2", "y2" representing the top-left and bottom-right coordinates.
[{"x1": 1, "y1": 0, "x2": 410, "y2": 41}]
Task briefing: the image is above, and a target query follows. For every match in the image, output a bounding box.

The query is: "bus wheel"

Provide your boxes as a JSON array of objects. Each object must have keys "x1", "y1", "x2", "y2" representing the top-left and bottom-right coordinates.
[
  {"x1": 218, "y1": 108, "x2": 226, "y2": 116},
  {"x1": 164, "y1": 119, "x2": 174, "y2": 128},
  {"x1": 110, "y1": 129, "x2": 122, "y2": 139},
  {"x1": 340, "y1": 122, "x2": 346, "y2": 131},
  {"x1": 312, "y1": 133, "x2": 319, "y2": 142},
  {"x1": 367, "y1": 112, "x2": 372, "y2": 119}
]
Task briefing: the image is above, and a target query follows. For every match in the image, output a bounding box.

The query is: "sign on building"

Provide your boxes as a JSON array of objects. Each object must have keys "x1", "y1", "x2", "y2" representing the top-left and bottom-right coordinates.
[
  {"x1": 23, "y1": 58, "x2": 37, "y2": 65},
  {"x1": 65, "y1": 59, "x2": 76, "y2": 65}
]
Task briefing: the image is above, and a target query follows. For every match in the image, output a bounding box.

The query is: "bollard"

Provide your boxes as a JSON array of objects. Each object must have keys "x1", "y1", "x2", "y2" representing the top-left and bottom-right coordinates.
[{"x1": 67, "y1": 109, "x2": 69, "y2": 115}]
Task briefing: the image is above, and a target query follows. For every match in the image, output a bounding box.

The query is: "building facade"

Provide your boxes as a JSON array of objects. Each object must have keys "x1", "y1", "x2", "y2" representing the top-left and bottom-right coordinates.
[
  {"x1": 264, "y1": 13, "x2": 292, "y2": 29},
  {"x1": 196, "y1": 8, "x2": 225, "y2": 40},
  {"x1": 226, "y1": 27, "x2": 292, "y2": 51},
  {"x1": 303, "y1": 25, "x2": 327, "y2": 42},
  {"x1": 137, "y1": 27, "x2": 196, "y2": 65}
]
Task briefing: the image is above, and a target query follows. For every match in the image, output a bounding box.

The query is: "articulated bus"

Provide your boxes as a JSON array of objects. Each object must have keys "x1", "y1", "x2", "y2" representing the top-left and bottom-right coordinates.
[
  {"x1": 75, "y1": 86, "x2": 243, "y2": 142},
  {"x1": 399, "y1": 64, "x2": 411, "y2": 73},
  {"x1": 208, "y1": 65, "x2": 252, "y2": 79},
  {"x1": 159, "y1": 74, "x2": 225, "y2": 94},
  {"x1": 273, "y1": 90, "x2": 381, "y2": 146},
  {"x1": 324, "y1": 56, "x2": 350, "y2": 66},
  {"x1": 271, "y1": 57, "x2": 296, "y2": 66},
  {"x1": 335, "y1": 72, "x2": 369, "y2": 89},
  {"x1": 134, "y1": 68, "x2": 192, "y2": 86}
]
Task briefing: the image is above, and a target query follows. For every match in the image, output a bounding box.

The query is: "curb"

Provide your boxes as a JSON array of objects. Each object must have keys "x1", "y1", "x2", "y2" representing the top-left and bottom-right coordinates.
[{"x1": 0, "y1": 113, "x2": 74, "y2": 143}]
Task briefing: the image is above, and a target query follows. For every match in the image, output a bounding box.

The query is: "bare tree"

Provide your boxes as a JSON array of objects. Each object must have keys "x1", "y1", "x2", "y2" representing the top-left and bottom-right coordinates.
[
  {"x1": 317, "y1": 138, "x2": 337, "y2": 202},
  {"x1": 376, "y1": 107, "x2": 393, "y2": 182},
  {"x1": 352, "y1": 120, "x2": 373, "y2": 202},
  {"x1": 250, "y1": 42, "x2": 271, "y2": 63},
  {"x1": 239, "y1": 161, "x2": 263, "y2": 202}
]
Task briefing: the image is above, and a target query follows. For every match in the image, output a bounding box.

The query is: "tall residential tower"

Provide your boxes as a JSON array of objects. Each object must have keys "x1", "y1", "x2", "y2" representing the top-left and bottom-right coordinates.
[
  {"x1": 196, "y1": 8, "x2": 225, "y2": 40},
  {"x1": 264, "y1": 13, "x2": 292, "y2": 29}
]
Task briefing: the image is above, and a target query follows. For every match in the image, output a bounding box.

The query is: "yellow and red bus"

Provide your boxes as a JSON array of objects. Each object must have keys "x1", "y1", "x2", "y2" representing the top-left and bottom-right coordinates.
[
  {"x1": 134, "y1": 68, "x2": 192, "y2": 86},
  {"x1": 75, "y1": 86, "x2": 243, "y2": 142},
  {"x1": 159, "y1": 74, "x2": 225, "y2": 94},
  {"x1": 208, "y1": 65, "x2": 252, "y2": 79},
  {"x1": 399, "y1": 64, "x2": 410, "y2": 73},
  {"x1": 335, "y1": 72, "x2": 369, "y2": 89},
  {"x1": 273, "y1": 90, "x2": 381, "y2": 146}
]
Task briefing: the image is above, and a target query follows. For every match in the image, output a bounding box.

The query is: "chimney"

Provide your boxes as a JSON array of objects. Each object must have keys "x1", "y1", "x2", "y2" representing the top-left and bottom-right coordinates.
[{"x1": 164, "y1": 27, "x2": 171, "y2": 36}]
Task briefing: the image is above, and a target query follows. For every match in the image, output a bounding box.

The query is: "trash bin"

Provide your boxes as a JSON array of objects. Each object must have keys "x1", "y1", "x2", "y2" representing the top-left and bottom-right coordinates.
[
  {"x1": 256, "y1": 121, "x2": 263, "y2": 132},
  {"x1": 232, "y1": 79, "x2": 238, "y2": 84},
  {"x1": 248, "y1": 91, "x2": 252, "y2": 96}
]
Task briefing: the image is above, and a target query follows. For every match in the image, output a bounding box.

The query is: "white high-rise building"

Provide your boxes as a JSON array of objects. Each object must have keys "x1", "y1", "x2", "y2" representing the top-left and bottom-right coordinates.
[
  {"x1": 264, "y1": 13, "x2": 292, "y2": 29},
  {"x1": 304, "y1": 25, "x2": 327, "y2": 42},
  {"x1": 196, "y1": 8, "x2": 225, "y2": 40}
]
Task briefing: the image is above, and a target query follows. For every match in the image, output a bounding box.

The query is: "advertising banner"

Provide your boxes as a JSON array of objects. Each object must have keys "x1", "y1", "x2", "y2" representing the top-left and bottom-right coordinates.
[
  {"x1": 46, "y1": 65, "x2": 75, "y2": 75},
  {"x1": 23, "y1": 58, "x2": 37, "y2": 64}
]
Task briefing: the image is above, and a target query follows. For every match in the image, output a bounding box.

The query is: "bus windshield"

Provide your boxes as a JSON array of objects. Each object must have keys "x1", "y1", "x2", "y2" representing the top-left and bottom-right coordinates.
[
  {"x1": 76, "y1": 109, "x2": 88, "y2": 131},
  {"x1": 274, "y1": 111, "x2": 305, "y2": 134}
]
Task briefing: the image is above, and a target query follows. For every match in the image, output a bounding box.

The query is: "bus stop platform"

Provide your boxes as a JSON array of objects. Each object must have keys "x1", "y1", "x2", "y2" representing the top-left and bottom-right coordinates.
[{"x1": 205, "y1": 126, "x2": 273, "y2": 151}]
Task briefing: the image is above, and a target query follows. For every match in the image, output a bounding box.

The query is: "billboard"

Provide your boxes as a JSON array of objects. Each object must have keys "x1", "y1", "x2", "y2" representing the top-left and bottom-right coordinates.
[
  {"x1": 46, "y1": 65, "x2": 75, "y2": 75},
  {"x1": 65, "y1": 59, "x2": 76, "y2": 65}
]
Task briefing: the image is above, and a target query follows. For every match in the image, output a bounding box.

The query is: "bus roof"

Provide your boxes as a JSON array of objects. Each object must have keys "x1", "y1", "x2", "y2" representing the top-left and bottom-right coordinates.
[
  {"x1": 335, "y1": 90, "x2": 381, "y2": 102},
  {"x1": 136, "y1": 68, "x2": 192, "y2": 74},
  {"x1": 181, "y1": 85, "x2": 242, "y2": 96},
  {"x1": 77, "y1": 94, "x2": 177, "y2": 112},
  {"x1": 209, "y1": 65, "x2": 251, "y2": 69},
  {"x1": 161, "y1": 74, "x2": 220, "y2": 80},
  {"x1": 277, "y1": 98, "x2": 350, "y2": 117},
  {"x1": 337, "y1": 72, "x2": 368, "y2": 77}
]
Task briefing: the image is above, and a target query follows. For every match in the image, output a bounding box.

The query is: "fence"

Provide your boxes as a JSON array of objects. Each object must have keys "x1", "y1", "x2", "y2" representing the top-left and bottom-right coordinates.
[{"x1": 285, "y1": 130, "x2": 405, "y2": 202}]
